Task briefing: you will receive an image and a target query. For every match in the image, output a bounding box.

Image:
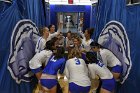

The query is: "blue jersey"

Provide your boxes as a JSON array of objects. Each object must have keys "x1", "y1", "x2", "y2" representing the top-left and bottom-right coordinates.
[{"x1": 42, "y1": 56, "x2": 66, "y2": 75}]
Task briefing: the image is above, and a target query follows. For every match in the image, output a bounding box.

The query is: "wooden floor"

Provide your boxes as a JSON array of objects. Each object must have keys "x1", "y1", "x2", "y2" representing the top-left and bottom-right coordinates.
[{"x1": 33, "y1": 75, "x2": 99, "y2": 93}]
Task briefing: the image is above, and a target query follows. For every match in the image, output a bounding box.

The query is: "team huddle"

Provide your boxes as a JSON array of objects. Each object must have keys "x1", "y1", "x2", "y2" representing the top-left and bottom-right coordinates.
[{"x1": 29, "y1": 24, "x2": 122, "y2": 93}]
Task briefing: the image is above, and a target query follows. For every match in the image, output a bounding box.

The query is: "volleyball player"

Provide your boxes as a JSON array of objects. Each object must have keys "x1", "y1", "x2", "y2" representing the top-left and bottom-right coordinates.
[
  {"x1": 86, "y1": 52, "x2": 115, "y2": 93},
  {"x1": 90, "y1": 41, "x2": 122, "y2": 80},
  {"x1": 65, "y1": 47, "x2": 91, "y2": 93},
  {"x1": 40, "y1": 47, "x2": 66, "y2": 93}
]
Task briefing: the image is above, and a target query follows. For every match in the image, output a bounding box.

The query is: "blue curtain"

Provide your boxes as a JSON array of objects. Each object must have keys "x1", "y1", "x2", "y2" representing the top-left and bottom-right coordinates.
[
  {"x1": 0, "y1": 1, "x2": 11, "y2": 14},
  {"x1": 94, "y1": 0, "x2": 140, "y2": 93},
  {"x1": 117, "y1": 4, "x2": 140, "y2": 93},
  {"x1": 0, "y1": 0, "x2": 46, "y2": 93},
  {"x1": 95, "y1": 0, "x2": 126, "y2": 38},
  {"x1": 17, "y1": 0, "x2": 46, "y2": 27},
  {"x1": 90, "y1": 3, "x2": 97, "y2": 28},
  {"x1": 44, "y1": 2, "x2": 50, "y2": 26},
  {"x1": 90, "y1": 3, "x2": 98, "y2": 39}
]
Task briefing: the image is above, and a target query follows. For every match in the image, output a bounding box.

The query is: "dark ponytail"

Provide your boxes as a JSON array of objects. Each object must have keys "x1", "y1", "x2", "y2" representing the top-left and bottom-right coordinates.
[
  {"x1": 86, "y1": 52, "x2": 98, "y2": 64},
  {"x1": 90, "y1": 41, "x2": 104, "y2": 49}
]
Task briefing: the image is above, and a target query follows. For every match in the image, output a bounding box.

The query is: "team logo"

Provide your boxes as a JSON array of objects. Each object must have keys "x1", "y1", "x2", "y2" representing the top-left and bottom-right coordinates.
[
  {"x1": 8, "y1": 19, "x2": 40, "y2": 83},
  {"x1": 98, "y1": 21, "x2": 132, "y2": 84}
]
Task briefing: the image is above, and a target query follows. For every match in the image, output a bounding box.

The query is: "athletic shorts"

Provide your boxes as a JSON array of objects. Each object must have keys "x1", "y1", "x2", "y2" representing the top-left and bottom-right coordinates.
[
  {"x1": 101, "y1": 78, "x2": 115, "y2": 92},
  {"x1": 40, "y1": 79, "x2": 58, "y2": 89},
  {"x1": 112, "y1": 65, "x2": 122, "y2": 73},
  {"x1": 69, "y1": 82, "x2": 90, "y2": 93}
]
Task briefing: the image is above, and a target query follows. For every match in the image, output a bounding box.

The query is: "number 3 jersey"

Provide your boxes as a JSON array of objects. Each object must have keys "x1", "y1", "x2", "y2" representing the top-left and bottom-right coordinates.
[{"x1": 64, "y1": 57, "x2": 91, "y2": 87}]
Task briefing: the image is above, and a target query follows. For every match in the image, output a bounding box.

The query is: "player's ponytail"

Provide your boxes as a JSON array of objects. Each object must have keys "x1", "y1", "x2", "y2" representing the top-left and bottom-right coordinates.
[
  {"x1": 90, "y1": 41, "x2": 104, "y2": 49},
  {"x1": 86, "y1": 52, "x2": 98, "y2": 64}
]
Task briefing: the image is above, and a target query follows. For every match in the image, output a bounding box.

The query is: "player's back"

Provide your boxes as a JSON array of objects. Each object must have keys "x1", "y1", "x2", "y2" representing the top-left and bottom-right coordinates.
[
  {"x1": 88, "y1": 61, "x2": 113, "y2": 79},
  {"x1": 66, "y1": 57, "x2": 90, "y2": 86}
]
